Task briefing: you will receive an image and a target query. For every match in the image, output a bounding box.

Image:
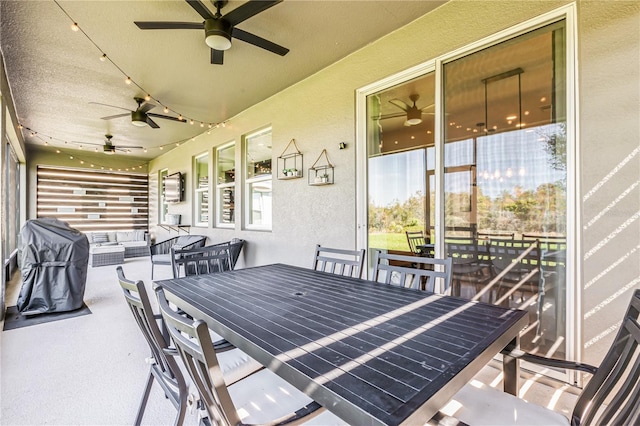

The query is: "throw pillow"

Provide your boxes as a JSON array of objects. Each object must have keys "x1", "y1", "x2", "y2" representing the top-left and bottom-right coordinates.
[
  {"x1": 117, "y1": 231, "x2": 134, "y2": 242},
  {"x1": 92, "y1": 232, "x2": 109, "y2": 244}
]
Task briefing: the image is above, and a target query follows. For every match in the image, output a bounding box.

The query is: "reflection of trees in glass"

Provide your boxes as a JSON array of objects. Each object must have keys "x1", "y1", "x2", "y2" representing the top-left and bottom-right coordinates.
[
  {"x1": 368, "y1": 191, "x2": 425, "y2": 233},
  {"x1": 369, "y1": 182, "x2": 566, "y2": 236},
  {"x1": 540, "y1": 123, "x2": 567, "y2": 188}
]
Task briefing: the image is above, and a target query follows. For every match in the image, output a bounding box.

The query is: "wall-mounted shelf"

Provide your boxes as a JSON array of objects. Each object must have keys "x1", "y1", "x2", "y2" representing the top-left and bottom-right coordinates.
[
  {"x1": 277, "y1": 139, "x2": 303, "y2": 180},
  {"x1": 157, "y1": 224, "x2": 191, "y2": 234},
  {"x1": 308, "y1": 149, "x2": 334, "y2": 186}
]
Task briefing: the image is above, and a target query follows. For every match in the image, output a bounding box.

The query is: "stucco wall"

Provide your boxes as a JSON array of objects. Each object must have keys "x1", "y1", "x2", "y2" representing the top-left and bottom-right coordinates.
[{"x1": 577, "y1": 0, "x2": 640, "y2": 365}]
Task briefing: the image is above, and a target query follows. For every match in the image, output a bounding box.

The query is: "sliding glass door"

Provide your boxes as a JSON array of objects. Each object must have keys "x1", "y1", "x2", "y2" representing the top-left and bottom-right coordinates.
[{"x1": 365, "y1": 20, "x2": 568, "y2": 359}]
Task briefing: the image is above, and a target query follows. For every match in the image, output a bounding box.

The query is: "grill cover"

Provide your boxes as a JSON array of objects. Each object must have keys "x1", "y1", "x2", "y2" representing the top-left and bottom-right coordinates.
[{"x1": 16, "y1": 218, "x2": 89, "y2": 315}]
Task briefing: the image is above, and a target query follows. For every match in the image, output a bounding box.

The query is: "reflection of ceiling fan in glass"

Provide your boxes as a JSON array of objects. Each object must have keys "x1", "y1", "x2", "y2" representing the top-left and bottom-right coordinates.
[{"x1": 380, "y1": 94, "x2": 434, "y2": 126}]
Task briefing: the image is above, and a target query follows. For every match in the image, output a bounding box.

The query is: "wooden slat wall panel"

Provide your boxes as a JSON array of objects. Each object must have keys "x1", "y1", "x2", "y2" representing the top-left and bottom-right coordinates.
[{"x1": 36, "y1": 166, "x2": 148, "y2": 232}]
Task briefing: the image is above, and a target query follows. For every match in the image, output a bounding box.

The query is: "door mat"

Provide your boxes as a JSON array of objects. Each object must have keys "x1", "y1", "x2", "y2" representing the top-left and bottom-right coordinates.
[{"x1": 3, "y1": 304, "x2": 92, "y2": 331}]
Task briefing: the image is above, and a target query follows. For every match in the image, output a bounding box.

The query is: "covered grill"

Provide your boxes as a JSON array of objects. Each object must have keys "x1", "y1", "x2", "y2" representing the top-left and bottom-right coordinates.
[{"x1": 16, "y1": 218, "x2": 89, "y2": 315}]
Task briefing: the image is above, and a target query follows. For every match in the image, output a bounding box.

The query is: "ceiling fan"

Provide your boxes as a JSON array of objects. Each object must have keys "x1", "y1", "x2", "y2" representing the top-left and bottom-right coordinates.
[
  {"x1": 75, "y1": 134, "x2": 144, "y2": 155},
  {"x1": 90, "y1": 97, "x2": 186, "y2": 129},
  {"x1": 379, "y1": 94, "x2": 434, "y2": 126},
  {"x1": 134, "y1": 0, "x2": 289, "y2": 65}
]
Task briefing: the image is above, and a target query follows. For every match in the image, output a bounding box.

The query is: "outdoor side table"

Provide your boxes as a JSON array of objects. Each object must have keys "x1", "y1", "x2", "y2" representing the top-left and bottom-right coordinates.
[{"x1": 89, "y1": 244, "x2": 125, "y2": 267}]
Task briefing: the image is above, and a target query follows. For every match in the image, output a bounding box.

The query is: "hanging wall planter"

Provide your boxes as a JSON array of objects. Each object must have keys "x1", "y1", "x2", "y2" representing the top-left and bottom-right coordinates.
[
  {"x1": 277, "y1": 139, "x2": 303, "y2": 180},
  {"x1": 308, "y1": 149, "x2": 334, "y2": 186}
]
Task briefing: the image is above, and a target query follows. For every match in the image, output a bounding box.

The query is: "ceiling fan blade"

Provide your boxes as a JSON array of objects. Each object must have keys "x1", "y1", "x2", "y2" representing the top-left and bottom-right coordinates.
[
  {"x1": 224, "y1": 0, "x2": 282, "y2": 26},
  {"x1": 148, "y1": 113, "x2": 187, "y2": 123},
  {"x1": 134, "y1": 21, "x2": 203, "y2": 30},
  {"x1": 389, "y1": 99, "x2": 410, "y2": 111},
  {"x1": 116, "y1": 145, "x2": 144, "y2": 149},
  {"x1": 101, "y1": 113, "x2": 130, "y2": 120},
  {"x1": 232, "y1": 28, "x2": 289, "y2": 56},
  {"x1": 377, "y1": 112, "x2": 406, "y2": 120},
  {"x1": 72, "y1": 141, "x2": 103, "y2": 147},
  {"x1": 89, "y1": 101, "x2": 131, "y2": 112},
  {"x1": 146, "y1": 117, "x2": 160, "y2": 128},
  {"x1": 186, "y1": 0, "x2": 215, "y2": 20},
  {"x1": 211, "y1": 48, "x2": 224, "y2": 64},
  {"x1": 139, "y1": 103, "x2": 155, "y2": 114}
]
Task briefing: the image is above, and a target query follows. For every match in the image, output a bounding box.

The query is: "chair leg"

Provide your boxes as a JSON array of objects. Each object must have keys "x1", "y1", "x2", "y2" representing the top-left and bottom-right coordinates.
[
  {"x1": 173, "y1": 383, "x2": 188, "y2": 426},
  {"x1": 135, "y1": 371, "x2": 155, "y2": 426},
  {"x1": 151, "y1": 263, "x2": 154, "y2": 280}
]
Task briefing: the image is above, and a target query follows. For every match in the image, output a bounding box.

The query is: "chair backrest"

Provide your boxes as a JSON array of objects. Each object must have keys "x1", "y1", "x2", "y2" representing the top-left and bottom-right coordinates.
[
  {"x1": 522, "y1": 233, "x2": 567, "y2": 251},
  {"x1": 572, "y1": 289, "x2": 640, "y2": 425},
  {"x1": 477, "y1": 231, "x2": 515, "y2": 243},
  {"x1": 406, "y1": 231, "x2": 427, "y2": 254},
  {"x1": 207, "y1": 238, "x2": 245, "y2": 270},
  {"x1": 446, "y1": 237, "x2": 482, "y2": 265},
  {"x1": 171, "y1": 243, "x2": 232, "y2": 278},
  {"x1": 312, "y1": 245, "x2": 366, "y2": 278},
  {"x1": 174, "y1": 235, "x2": 207, "y2": 250},
  {"x1": 488, "y1": 239, "x2": 541, "y2": 278},
  {"x1": 372, "y1": 250, "x2": 452, "y2": 293},
  {"x1": 155, "y1": 287, "x2": 243, "y2": 426},
  {"x1": 115, "y1": 267, "x2": 187, "y2": 410}
]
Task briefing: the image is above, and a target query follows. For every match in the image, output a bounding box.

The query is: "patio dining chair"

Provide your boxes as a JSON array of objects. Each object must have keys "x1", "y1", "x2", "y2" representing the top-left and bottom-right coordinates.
[
  {"x1": 155, "y1": 287, "x2": 345, "y2": 426},
  {"x1": 312, "y1": 244, "x2": 366, "y2": 278},
  {"x1": 116, "y1": 266, "x2": 188, "y2": 426},
  {"x1": 117, "y1": 267, "x2": 263, "y2": 426},
  {"x1": 372, "y1": 250, "x2": 453, "y2": 294},
  {"x1": 149, "y1": 234, "x2": 207, "y2": 279},
  {"x1": 440, "y1": 289, "x2": 640, "y2": 425},
  {"x1": 171, "y1": 243, "x2": 232, "y2": 278},
  {"x1": 406, "y1": 230, "x2": 428, "y2": 255}
]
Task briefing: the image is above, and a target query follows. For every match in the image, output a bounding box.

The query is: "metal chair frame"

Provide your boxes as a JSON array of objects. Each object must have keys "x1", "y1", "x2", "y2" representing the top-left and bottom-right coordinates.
[
  {"x1": 372, "y1": 250, "x2": 453, "y2": 294},
  {"x1": 405, "y1": 230, "x2": 427, "y2": 255},
  {"x1": 116, "y1": 266, "x2": 188, "y2": 426},
  {"x1": 149, "y1": 235, "x2": 207, "y2": 279},
  {"x1": 312, "y1": 245, "x2": 366, "y2": 278},
  {"x1": 171, "y1": 243, "x2": 232, "y2": 278}
]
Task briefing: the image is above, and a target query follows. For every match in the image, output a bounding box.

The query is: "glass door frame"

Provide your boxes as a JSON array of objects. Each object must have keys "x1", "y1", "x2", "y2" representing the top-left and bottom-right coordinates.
[{"x1": 356, "y1": 4, "x2": 579, "y2": 383}]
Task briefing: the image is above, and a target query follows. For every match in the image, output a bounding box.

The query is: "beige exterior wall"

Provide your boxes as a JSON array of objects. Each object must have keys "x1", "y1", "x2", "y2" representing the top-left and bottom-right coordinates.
[{"x1": 25, "y1": 0, "x2": 640, "y2": 369}]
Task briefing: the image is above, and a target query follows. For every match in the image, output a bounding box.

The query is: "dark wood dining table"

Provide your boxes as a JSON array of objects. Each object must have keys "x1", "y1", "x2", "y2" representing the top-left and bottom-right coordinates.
[{"x1": 155, "y1": 263, "x2": 528, "y2": 426}]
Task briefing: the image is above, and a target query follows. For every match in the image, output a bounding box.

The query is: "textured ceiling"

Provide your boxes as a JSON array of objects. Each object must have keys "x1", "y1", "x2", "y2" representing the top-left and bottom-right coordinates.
[{"x1": 1, "y1": 0, "x2": 446, "y2": 160}]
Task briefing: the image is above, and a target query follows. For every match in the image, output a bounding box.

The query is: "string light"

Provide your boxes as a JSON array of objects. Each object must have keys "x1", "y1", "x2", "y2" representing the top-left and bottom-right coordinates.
[
  {"x1": 163, "y1": 106, "x2": 169, "y2": 113},
  {"x1": 190, "y1": 119, "x2": 194, "y2": 125},
  {"x1": 71, "y1": 22, "x2": 79, "y2": 31},
  {"x1": 125, "y1": 76, "x2": 132, "y2": 85},
  {"x1": 144, "y1": 94, "x2": 151, "y2": 101},
  {"x1": 100, "y1": 53, "x2": 107, "y2": 62}
]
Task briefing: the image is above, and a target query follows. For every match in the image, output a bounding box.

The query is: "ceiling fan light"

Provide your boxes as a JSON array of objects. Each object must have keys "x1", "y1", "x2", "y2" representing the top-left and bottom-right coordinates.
[
  {"x1": 405, "y1": 108, "x2": 422, "y2": 126},
  {"x1": 131, "y1": 110, "x2": 148, "y2": 127},
  {"x1": 205, "y1": 19, "x2": 232, "y2": 50}
]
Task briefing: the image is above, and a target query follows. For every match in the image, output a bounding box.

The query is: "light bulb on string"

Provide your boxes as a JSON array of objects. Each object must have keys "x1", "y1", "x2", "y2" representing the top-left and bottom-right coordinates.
[
  {"x1": 200, "y1": 122, "x2": 204, "y2": 127},
  {"x1": 190, "y1": 119, "x2": 194, "y2": 125},
  {"x1": 145, "y1": 94, "x2": 151, "y2": 101},
  {"x1": 178, "y1": 114, "x2": 182, "y2": 120},
  {"x1": 100, "y1": 53, "x2": 107, "y2": 62},
  {"x1": 125, "y1": 77, "x2": 132, "y2": 85},
  {"x1": 71, "y1": 22, "x2": 79, "y2": 31},
  {"x1": 164, "y1": 106, "x2": 169, "y2": 113}
]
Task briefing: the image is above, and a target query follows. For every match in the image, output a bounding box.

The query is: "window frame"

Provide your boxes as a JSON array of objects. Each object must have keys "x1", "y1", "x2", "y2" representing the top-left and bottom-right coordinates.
[
  {"x1": 215, "y1": 141, "x2": 236, "y2": 228},
  {"x1": 193, "y1": 152, "x2": 210, "y2": 228},
  {"x1": 244, "y1": 127, "x2": 273, "y2": 231}
]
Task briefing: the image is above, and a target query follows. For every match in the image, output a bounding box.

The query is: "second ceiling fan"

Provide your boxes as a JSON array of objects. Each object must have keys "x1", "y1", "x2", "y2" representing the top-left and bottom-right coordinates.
[
  {"x1": 91, "y1": 97, "x2": 186, "y2": 129},
  {"x1": 134, "y1": 0, "x2": 289, "y2": 65}
]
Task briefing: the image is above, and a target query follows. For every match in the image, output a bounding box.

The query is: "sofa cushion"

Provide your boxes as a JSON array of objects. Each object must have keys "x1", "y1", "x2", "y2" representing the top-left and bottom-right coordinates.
[
  {"x1": 91, "y1": 232, "x2": 109, "y2": 244},
  {"x1": 120, "y1": 240, "x2": 148, "y2": 248},
  {"x1": 116, "y1": 230, "x2": 146, "y2": 242}
]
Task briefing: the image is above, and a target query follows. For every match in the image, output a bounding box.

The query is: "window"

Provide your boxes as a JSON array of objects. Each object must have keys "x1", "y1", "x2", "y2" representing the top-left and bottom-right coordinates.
[
  {"x1": 216, "y1": 143, "x2": 235, "y2": 227},
  {"x1": 159, "y1": 168, "x2": 169, "y2": 224},
  {"x1": 194, "y1": 153, "x2": 210, "y2": 227},
  {"x1": 245, "y1": 128, "x2": 272, "y2": 230}
]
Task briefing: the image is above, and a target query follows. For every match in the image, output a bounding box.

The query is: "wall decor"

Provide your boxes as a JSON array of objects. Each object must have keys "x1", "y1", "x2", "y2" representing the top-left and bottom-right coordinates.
[
  {"x1": 308, "y1": 149, "x2": 334, "y2": 186},
  {"x1": 277, "y1": 139, "x2": 303, "y2": 179}
]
